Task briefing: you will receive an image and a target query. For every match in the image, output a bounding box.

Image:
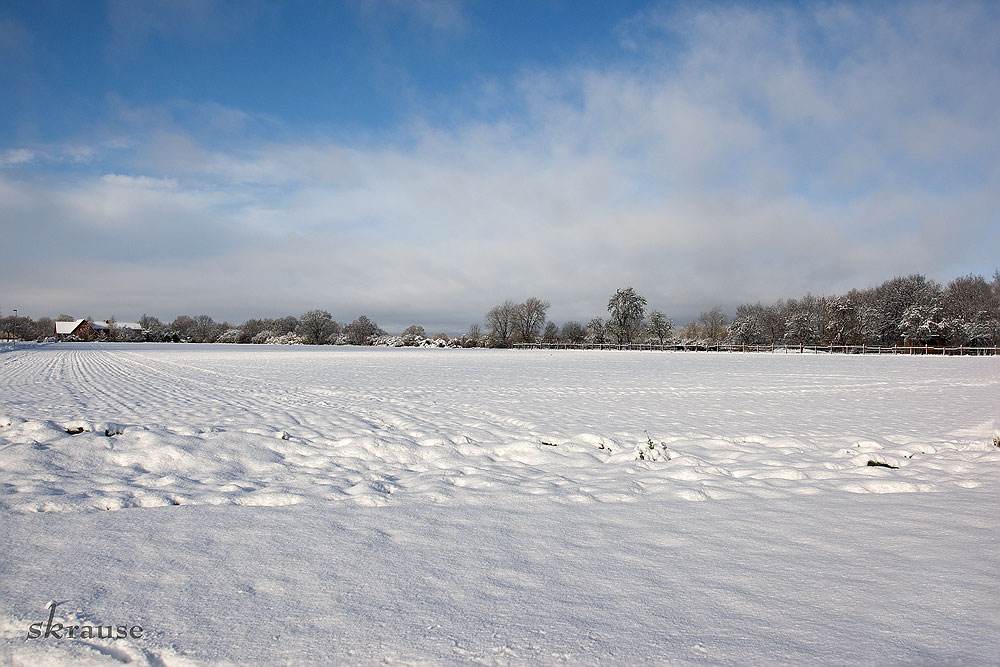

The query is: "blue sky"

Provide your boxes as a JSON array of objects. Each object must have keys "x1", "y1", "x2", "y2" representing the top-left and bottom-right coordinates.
[{"x1": 1, "y1": 0, "x2": 998, "y2": 332}]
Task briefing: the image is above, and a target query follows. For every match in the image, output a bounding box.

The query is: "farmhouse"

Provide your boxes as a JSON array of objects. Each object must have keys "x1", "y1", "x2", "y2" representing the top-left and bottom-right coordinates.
[
  {"x1": 55, "y1": 319, "x2": 96, "y2": 340},
  {"x1": 55, "y1": 319, "x2": 143, "y2": 341}
]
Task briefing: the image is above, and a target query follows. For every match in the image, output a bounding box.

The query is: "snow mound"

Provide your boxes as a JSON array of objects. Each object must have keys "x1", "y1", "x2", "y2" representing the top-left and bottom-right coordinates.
[{"x1": 2, "y1": 416, "x2": 997, "y2": 513}]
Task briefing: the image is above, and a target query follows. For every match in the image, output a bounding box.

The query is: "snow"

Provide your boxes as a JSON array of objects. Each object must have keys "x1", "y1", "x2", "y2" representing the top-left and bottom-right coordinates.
[
  {"x1": 54, "y1": 320, "x2": 86, "y2": 336},
  {"x1": 1, "y1": 344, "x2": 998, "y2": 664}
]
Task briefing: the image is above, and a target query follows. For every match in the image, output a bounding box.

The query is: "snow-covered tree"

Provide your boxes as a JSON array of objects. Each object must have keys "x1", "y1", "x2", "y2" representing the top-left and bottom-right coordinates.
[
  {"x1": 898, "y1": 304, "x2": 947, "y2": 345},
  {"x1": 344, "y1": 315, "x2": 382, "y2": 345},
  {"x1": 586, "y1": 317, "x2": 607, "y2": 344},
  {"x1": 728, "y1": 303, "x2": 782, "y2": 345},
  {"x1": 297, "y1": 310, "x2": 338, "y2": 345},
  {"x1": 400, "y1": 325, "x2": 426, "y2": 346},
  {"x1": 823, "y1": 296, "x2": 861, "y2": 345},
  {"x1": 782, "y1": 295, "x2": 824, "y2": 346},
  {"x1": 646, "y1": 310, "x2": 673, "y2": 345},
  {"x1": 216, "y1": 328, "x2": 242, "y2": 344},
  {"x1": 943, "y1": 274, "x2": 996, "y2": 321},
  {"x1": 607, "y1": 287, "x2": 647, "y2": 344},
  {"x1": 870, "y1": 275, "x2": 941, "y2": 346}
]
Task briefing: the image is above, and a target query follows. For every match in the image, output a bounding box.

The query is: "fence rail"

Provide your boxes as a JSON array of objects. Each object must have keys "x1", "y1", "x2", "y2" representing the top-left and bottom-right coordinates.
[{"x1": 512, "y1": 342, "x2": 999, "y2": 355}]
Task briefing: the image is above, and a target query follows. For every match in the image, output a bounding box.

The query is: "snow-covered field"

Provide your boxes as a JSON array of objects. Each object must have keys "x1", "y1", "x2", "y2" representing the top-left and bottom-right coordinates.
[{"x1": 1, "y1": 344, "x2": 998, "y2": 665}]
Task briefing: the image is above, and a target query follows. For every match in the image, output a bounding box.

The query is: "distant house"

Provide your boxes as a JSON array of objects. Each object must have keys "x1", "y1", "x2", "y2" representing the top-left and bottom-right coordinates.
[
  {"x1": 55, "y1": 319, "x2": 97, "y2": 340},
  {"x1": 55, "y1": 319, "x2": 143, "y2": 341}
]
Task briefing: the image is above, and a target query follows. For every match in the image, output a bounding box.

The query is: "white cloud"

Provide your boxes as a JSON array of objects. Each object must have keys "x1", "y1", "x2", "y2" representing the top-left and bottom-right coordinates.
[
  {"x1": 101, "y1": 173, "x2": 178, "y2": 189},
  {"x1": 0, "y1": 148, "x2": 33, "y2": 167}
]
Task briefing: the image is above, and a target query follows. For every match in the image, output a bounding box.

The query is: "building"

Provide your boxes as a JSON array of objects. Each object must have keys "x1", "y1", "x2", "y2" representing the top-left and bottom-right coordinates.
[{"x1": 55, "y1": 319, "x2": 143, "y2": 341}]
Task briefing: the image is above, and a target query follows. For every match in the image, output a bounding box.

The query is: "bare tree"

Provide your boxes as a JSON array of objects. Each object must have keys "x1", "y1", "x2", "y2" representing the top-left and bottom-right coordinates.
[
  {"x1": 561, "y1": 320, "x2": 586, "y2": 344},
  {"x1": 677, "y1": 321, "x2": 701, "y2": 341},
  {"x1": 512, "y1": 297, "x2": 550, "y2": 343},
  {"x1": 944, "y1": 274, "x2": 998, "y2": 320},
  {"x1": 465, "y1": 323, "x2": 482, "y2": 347},
  {"x1": 191, "y1": 315, "x2": 219, "y2": 343},
  {"x1": 139, "y1": 314, "x2": 163, "y2": 331},
  {"x1": 1, "y1": 314, "x2": 18, "y2": 340},
  {"x1": 297, "y1": 310, "x2": 337, "y2": 345},
  {"x1": 542, "y1": 321, "x2": 559, "y2": 343},
  {"x1": 35, "y1": 317, "x2": 55, "y2": 339},
  {"x1": 104, "y1": 315, "x2": 120, "y2": 342},
  {"x1": 275, "y1": 316, "x2": 299, "y2": 334},
  {"x1": 170, "y1": 315, "x2": 197, "y2": 341},
  {"x1": 485, "y1": 300, "x2": 517, "y2": 347},
  {"x1": 698, "y1": 306, "x2": 728, "y2": 343}
]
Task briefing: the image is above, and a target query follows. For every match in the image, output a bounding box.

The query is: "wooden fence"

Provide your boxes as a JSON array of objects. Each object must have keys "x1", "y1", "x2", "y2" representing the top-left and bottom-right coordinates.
[{"x1": 512, "y1": 342, "x2": 999, "y2": 355}]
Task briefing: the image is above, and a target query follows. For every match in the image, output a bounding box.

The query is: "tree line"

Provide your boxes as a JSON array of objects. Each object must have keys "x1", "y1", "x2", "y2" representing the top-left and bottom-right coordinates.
[
  {"x1": 2, "y1": 311, "x2": 396, "y2": 346},
  {"x1": 479, "y1": 290, "x2": 677, "y2": 347},
  {"x1": 725, "y1": 273, "x2": 1000, "y2": 348},
  {"x1": 134, "y1": 312, "x2": 395, "y2": 346},
  {"x1": 481, "y1": 272, "x2": 1000, "y2": 349},
  {"x1": 4, "y1": 271, "x2": 998, "y2": 349}
]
